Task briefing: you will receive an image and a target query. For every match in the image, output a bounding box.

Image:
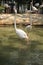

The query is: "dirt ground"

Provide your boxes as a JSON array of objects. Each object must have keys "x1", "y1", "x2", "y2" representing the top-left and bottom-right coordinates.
[{"x1": 0, "y1": 14, "x2": 43, "y2": 25}]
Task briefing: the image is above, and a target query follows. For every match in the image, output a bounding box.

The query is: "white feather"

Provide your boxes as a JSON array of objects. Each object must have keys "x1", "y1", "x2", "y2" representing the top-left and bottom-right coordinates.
[
  {"x1": 31, "y1": 2, "x2": 38, "y2": 11},
  {"x1": 14, "y1": 8, "x2": 28, "y2": 39},
  {"x1": 32, "y1": 6, "x2": 38, "y2": 11},
  {"x1": 26, "y1": 25, "x2": 32, "y2": 29},
  {"x1": 16, "y1": 29, "x2": 28, "y2": 39}
]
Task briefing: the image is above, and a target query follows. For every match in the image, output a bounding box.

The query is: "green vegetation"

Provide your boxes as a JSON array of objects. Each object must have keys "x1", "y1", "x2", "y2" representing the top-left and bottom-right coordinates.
[
  {"x1": 0, "y1": 26, "x2": 43, "y2": 65},
  {"x1": 0, "y1": 6, "x2": 5, "y2": 13}
]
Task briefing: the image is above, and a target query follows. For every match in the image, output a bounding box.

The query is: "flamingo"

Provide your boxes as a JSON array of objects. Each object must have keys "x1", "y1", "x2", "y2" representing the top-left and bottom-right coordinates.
[
  {"x1": 26, "y1": 2, "x2": 33, "y2": 30},
  {"x1": 14, "y1": 7, "x2": 28, "y2": 40},
  {"x1": 26, "y1": 2, "x2": 38, "y2": 30},
  {"x1": 31, "y1": 2, "x2": 38, "y2": 12},
  {"x1": 35, "y1": 3, "x2": 39, "y2": 8}
]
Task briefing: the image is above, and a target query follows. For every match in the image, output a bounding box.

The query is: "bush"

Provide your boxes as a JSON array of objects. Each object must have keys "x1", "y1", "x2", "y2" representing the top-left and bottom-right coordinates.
[{"x1": 0, "y1": 6, "x2": 5, "y2": 13}]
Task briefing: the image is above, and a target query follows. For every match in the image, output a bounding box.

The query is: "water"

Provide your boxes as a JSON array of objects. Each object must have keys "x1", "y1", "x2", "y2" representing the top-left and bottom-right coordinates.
[
  {"x1": 0, "y1": 14, "x2": 43, "y2": 65},
  {"x1": 0, "y1": 45, "x2": 43, "y2": 65}
]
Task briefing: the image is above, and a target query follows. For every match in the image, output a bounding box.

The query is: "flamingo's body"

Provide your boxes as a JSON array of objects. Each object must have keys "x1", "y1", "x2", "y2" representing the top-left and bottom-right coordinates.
[
  {"x1": 32, "y1": 6, "x2": 38, "y2": 11},
  {"x1": 15, "y1": 28, "x2": 28, "y2": 39},
  {"x1": 31, "y1": 2, "x2": 38, "y2": 12},
  {"x1": 35, "y1": 3, "x2": 39, "y2": 8},
  {"x1": 26, "y1": 25, "x2": 32, "y2": 30}
]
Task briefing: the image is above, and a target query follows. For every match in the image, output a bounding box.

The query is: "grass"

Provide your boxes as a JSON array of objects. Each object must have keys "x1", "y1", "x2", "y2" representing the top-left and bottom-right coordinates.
[{"x1": 0, "y1": 26, "x2": 43, "y2": 65}]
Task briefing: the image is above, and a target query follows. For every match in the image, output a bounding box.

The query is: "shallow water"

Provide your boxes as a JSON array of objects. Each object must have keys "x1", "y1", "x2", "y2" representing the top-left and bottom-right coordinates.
[
  {"x1": 0, "y1": 45, "x2": 43, "y2": 65},
  {"x1": 0, "y1": 26, "x2": 43, "y2": 65}
]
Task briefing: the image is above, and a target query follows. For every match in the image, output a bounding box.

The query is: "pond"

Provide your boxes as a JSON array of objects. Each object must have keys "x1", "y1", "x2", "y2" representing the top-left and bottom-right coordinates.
[{"x1": 0, "y1": 26, "x2": 43, "y2": 65}]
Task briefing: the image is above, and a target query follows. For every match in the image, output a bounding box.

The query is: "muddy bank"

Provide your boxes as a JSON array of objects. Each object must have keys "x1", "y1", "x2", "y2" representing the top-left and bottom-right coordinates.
[{"x1": 0, "y1": 14, "x2": 43, "y2": 25}]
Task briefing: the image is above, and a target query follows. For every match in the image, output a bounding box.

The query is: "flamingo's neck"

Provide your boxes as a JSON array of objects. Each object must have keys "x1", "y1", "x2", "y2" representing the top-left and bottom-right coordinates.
[
  {"x1": 14, "y1": 14, "x2": 16, "y2": 30},
  {"x1": 30, "y1": 2, "x2": 33, "y2": 11}
]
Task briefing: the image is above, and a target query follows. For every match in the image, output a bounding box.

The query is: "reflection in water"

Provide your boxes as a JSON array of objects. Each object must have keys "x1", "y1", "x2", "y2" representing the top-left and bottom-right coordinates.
[
  {"x1": 0, "y1": 26, "x2": 43, "y2": 65},
  {"x1": 0, "y1": 43, "x2": 43, "y2": 65}
]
